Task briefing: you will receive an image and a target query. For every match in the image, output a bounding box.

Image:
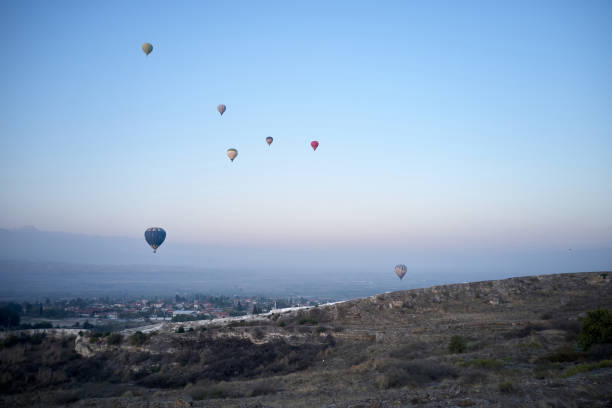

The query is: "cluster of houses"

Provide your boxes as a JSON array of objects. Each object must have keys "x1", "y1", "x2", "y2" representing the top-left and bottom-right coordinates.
[{"x1": 60, "y1": 297, "x2": 267, "y2": 321}]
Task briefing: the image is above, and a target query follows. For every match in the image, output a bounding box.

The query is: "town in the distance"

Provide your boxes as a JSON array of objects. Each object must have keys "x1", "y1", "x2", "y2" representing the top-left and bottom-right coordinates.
[{"x1": 0, "y1": 294, "x2": 329, "y2": 332}]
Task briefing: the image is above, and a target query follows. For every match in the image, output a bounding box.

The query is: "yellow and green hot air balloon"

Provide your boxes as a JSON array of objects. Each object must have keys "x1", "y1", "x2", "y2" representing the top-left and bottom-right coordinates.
[{"x1": 142, "y1": 43, "x2": 153, "y2": 56}]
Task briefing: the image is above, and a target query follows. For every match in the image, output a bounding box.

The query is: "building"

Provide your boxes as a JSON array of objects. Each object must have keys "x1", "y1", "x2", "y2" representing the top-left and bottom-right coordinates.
[{"x1": 172, "y1": 310, "x2": 197, "y2": 317}]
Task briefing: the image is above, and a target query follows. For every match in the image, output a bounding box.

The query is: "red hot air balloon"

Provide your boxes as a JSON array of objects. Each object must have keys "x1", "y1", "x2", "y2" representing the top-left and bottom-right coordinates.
[{"x1": 310, "y1": 141, "x2": 319, "y2": 151}]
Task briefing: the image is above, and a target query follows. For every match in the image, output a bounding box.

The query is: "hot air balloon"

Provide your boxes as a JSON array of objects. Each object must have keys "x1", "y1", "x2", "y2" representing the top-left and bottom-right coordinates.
[
  {"x1": 226, "y1": 148, "x2": 238, "y2": 162},
  {"x1": 217, "y1": 104, "x2": 226, "y2": 115},
  {"x1": 266, "y1": 137, "x2": 273, "y2": 146},
  {"x1": 142, "y1": 43, "x2": 153, "y2": 56},
  {"x1": 145, "y1": 227, "x2": 166, "y2": 253},
  {"x1": 394, "y1": 264, "x2": 407, "y2": 280},
  {"x1": 310, "y1": 141, "x2": 319, "y2": 151}
]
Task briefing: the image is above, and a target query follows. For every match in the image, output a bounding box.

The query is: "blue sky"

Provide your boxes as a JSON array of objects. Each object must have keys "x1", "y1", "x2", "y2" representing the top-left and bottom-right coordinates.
[{"x1": 1, "y1": 1, "x2": 611, "y2": 264}]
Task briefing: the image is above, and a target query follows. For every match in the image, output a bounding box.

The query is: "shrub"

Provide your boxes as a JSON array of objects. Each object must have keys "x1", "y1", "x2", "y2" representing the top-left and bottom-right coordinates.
[
  {"x1": 129, "y1": 331, "x2": 148, "y2": 346},
  {"x1": 561, "y1": 359, "x2": 612, "y2": 378},
  {"x1": 278, "y1": 321, "x2": 286, "y2": 327},
  {"x1": 550, "y1": 318, "x2": 581, "y2": 342},
  {"x1": 577, "y1": 308, "x2": 612, "y2": 351},
  {"x1": 188, "y1": 327, "x2": 194, "y2": 332},
  {"x1": 448, "y1": 336, "x2": 467, "y2": 354},
  {"x1": 54, "y1": 390, "x2": 80, "y2": 404},
  {"x1": 176, "y1": 326, "x2": 185, "y2": 333},
  {"x1": 201, "y1": 327, "x2": 207, "y2": 332},
  {"x1": 389, "y1": 342, "x2": 429, "y2": 360},
  {"x1": 540, "y1": 311, "x2": 554, "y2": 320},
  {"x1": 532, "y1": 360, "x2": 562, "y2": 379},
  {"x1": 375, "y1": 359, "x2": 457, "y2": 389},
  {"x1": 250, "y1": 382, "x2": 276, "y2": 396},
  {"x1": 505, "y1": 322, "x2": 548, "y2": 339},
  {"x1": 253, "y1": 328, "x2": 265, "y2": 339},
  {"x1": 457, "y1": 358, "x2": 503, "y2": 370},
  {"x1": 106, "y1": 333, "x2": 122, "y2": 345},
  {"x1": 587, "y1": 343, "x2": 612, "y2": 361},
  {"x1": 499, "y1": 380, "x2": 515, "y2": 393},
  {"x1": 538, "y1": 346, "x2": 584, "y2": 363},
  {"x1": 188, "y1": 383, "x2": 241, "y2": 400},
  {"x1": 298, "y1": 318, "x2": 318, "y2": 325}
]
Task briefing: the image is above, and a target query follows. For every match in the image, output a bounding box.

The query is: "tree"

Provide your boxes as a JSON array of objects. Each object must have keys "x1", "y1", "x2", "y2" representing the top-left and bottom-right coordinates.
[
  {"x1": 578, "y1": 308, "x2": 612, "y2": 350},
  {"x1": 0, "y1": 307, "x2": 20, "y2": 327},
  {"x1": 448, "y1": 335, "x2": 468, "y2": 354}
]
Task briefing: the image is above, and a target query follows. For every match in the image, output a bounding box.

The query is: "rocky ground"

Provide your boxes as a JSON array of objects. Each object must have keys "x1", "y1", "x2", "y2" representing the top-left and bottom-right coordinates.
[{"x1": 1, "y1": 271, "x2": 611, "y2": 407}]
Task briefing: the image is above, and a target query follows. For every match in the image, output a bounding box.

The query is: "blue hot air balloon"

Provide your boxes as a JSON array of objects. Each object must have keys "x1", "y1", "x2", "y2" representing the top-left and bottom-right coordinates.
[{"x1": 145, "y1": 227, "x2": 166, "y2": 253}]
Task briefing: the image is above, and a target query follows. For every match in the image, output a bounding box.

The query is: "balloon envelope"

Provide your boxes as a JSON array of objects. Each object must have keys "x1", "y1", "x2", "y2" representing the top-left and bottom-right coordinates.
[
  {"x1": 226, "y1": 148, "x2": 238, "y2": 162},
  {"x1": 394, "y1": 264, "x2": 407, "y2": 280},
  {"x1": 145, "y1": 227, "x2": 166, "y2": 253},
  {"x1": 142, "y1": 43, "x2": 153, "y2": 56},
  {"x1": 310, "y1": 141, "x2": 319, "y2": 151},
  {"x1": 266, "y1": 137, "x2": 273, "y2": 146},
  {"x1": 217, "y1": 104, "x2": 226, "y2": 115}
]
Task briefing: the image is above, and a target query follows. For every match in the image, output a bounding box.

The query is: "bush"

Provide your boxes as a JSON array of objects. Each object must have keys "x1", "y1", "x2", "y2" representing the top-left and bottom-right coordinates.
[
  {"x1": 278, "y1": 321, "x2": 286, "y2": 327},
  {"x1": 106, "y1": 333, "x2": 122, "y2": 345},
  {"x1": 448, "y1": 336, "x2": 467, "y2": 354},
  {"x1": 250, "y1": 382, "x2": 276, "y2": 396},
  {"x1": 532, "y1": 360, "x2": 562, "y2": 379},
  {"x1": 587, "y1": 343, "x2": 612, "y2": 361},
  {"x1": 457, "y1": 358, "x2": 503, "y2": 370},
  {"x1": 550, "y1": 318, "x2": 581, "y2": 342},
  {"x1": 187, "y1": 383, "x2": 240, "y2": 400},
  {"x1": 54, "y1": 390, "x2": 81, "y2": 404},
  {"x1": 375, "y1": 359, "x2": 457, "y2": 389},
  {"x1": 33, "y1": 321, "x2": 53, "y2": 329},
  {"x1": 561, "y1": 359, "x2": 612, "y2": 378},
  {"x1": 176, "y1": 326, "x2": 185, "y2": 333},
  {"x1": 505, "y1": 322, "x2": 548, "y2": 339},
  {"x1": 499, "y1": 380, "x2": 515, "y2": 393},
  {"x1": 538, "y1": 346, "x2": 584, "y2": 363},
  {"x1": 201, "y1": 327, "x2": 207, "y2": 332},
  {"x1": 129, "y1": 331, "x2": 148, "y2": 346},
  {"x1": 298, "y1": 318, "x2": 318, "y2": 325},
  {"x1": 577, "y1": 308, "x2": 612, "y2": 351}
]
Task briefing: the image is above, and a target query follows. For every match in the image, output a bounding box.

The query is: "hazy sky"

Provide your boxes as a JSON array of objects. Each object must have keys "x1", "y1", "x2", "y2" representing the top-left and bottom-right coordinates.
[{"x1": 1, "y1": 1, "x2": 611, "y2": 256}]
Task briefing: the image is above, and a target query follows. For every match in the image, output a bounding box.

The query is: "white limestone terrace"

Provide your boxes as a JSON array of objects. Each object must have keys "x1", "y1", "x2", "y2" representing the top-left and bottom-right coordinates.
[{"x1": 120, "y1": 300, "x2": 349, "y2": 335}]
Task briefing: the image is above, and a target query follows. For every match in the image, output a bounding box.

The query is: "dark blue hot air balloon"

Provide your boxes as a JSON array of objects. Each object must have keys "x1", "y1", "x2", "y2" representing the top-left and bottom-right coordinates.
[{"x1": 145, "y1": 227, "x2": 166, "y2": 253}]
